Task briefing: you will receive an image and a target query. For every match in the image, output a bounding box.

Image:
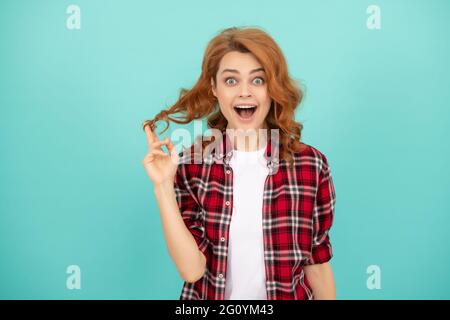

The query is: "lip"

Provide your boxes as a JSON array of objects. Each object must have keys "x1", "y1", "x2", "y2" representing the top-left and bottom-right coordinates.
[{"x1": 233, "y1": 104, "x2": 258, "y2": 122}]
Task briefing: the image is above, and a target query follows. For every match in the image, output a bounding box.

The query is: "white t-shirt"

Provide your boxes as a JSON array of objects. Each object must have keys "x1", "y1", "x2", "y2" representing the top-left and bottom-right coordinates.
[{"x1": 224, "y1": 145, "x2": 269, "y2": 300}]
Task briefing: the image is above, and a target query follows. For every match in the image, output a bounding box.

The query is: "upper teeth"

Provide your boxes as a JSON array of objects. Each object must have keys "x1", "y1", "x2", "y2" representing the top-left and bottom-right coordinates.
[{"x1": 235, "y1": 105, "x2": 256, "y2": 109}]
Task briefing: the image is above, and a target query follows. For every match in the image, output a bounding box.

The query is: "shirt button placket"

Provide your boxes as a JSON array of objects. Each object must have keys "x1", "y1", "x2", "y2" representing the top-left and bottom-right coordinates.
[
  {"x1": 225, "y1": 166, "x2": 232, "y2": 207},
  {"x1": 222, "y1": 163, "x2": 231, "y2": 291}
]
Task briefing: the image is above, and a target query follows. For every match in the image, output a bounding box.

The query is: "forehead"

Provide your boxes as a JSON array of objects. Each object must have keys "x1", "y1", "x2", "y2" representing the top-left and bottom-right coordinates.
[{"x1": 218, "y1": 51, "x2": 263, "y2": 73}]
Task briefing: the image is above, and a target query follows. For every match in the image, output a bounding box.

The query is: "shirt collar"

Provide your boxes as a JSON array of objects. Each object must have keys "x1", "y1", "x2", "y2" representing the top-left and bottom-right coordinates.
[{"x1": 208, "y1": 128, "x2": 281, "y2": 175}]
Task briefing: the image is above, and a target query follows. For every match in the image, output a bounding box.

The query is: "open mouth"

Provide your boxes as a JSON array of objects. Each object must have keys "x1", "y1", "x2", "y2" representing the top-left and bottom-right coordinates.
[{"x1": 233, "y1": 105, "x2": 257, "y2": 120}]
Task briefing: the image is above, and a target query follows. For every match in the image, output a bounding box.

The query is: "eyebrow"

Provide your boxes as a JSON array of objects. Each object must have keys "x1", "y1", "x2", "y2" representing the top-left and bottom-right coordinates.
[{"x1": 221, "y1": 67, "x2": 265, "y2": 75}]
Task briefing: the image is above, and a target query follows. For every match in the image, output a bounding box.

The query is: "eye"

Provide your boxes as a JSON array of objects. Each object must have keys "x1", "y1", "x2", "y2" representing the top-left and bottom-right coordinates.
[
  {"x1": 225, "y1": 77, "x2": 237, "y2": 86},
  {"x1": 253, "y1": 77, "x2": 265, "y2": 85}
]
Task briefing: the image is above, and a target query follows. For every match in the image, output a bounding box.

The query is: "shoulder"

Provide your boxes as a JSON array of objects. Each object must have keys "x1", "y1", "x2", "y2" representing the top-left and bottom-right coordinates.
[{"x1": 291, "y1": 142, "x2": 332, "y2": 172}]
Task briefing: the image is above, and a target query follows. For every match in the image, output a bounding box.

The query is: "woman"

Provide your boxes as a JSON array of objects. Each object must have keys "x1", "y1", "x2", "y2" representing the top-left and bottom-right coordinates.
[{"x1": 141, "y1": 26, "x2": 337, "y2": 300}]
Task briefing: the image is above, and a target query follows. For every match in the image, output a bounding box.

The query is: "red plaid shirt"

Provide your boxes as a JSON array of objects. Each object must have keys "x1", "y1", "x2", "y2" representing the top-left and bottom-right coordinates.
[{"x1": 173, "y1": 129, "x2": 336, "y2": 300}]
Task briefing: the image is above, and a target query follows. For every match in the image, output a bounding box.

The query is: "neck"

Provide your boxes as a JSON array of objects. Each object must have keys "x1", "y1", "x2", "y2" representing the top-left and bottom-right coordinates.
[{"x1": 226, "y1": 125, "x2": 268, "y2": 152}]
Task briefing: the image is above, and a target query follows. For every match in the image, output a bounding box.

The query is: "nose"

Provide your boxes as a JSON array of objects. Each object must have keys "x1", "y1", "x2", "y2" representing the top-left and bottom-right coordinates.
[{"x1": 239, "y1": 83, "x2": 252, "y2": 97}]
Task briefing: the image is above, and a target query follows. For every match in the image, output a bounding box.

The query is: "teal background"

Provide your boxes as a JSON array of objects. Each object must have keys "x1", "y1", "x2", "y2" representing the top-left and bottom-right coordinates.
[{"x1": 1, "y1": 0, "x2": 449, "y2": 299}]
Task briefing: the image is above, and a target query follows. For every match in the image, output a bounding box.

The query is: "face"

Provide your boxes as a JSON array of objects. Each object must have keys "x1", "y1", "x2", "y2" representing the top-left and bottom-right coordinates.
[{"x1": 211, "y1": 51, "x2": 272, "y2": 132}]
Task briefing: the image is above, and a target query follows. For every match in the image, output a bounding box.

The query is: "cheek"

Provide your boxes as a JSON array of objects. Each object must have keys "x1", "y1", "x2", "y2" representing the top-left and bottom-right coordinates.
[
  {"x1": 221, "y1": 88, "x2": 236, "y2": 100},
  {"x1": 255, "y1": 89, "x2": 271, "y2": 109},
  {"x1": 216, "y1": 88, "x2": 236, "y2": 105},
  {"x1": 254, "y1": 85, "x2": 269, "y2": 98},
  {"x1": 259, "y1": 103, "x2": 271, "y2": 118},
  {"x1": 217, "y1": 96, "x2": 234, "y2": 117}
]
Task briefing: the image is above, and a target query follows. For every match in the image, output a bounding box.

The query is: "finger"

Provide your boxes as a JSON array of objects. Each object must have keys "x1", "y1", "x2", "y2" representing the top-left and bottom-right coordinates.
[
  {"x1": 150, "y1": 138, "x2": 169, "y2": 151},
  {"x1": 166, "y1": 140, "x2": 180, "y2": 164},
  {"x1": 166, "y1": 139, "x2": 177, "y2": 156},
  {"x1": 149, "y1": 149, "x2": 168, "y2": 158},
  {"x1": 144, "y1": 125, "x2": 159, "y2": 146},
  {"x1": 144, "y1": 125, "x2": 153, "y2": 145},
  {"x1": 143, "y1": 154, "x2": 154, "y2": 163}
]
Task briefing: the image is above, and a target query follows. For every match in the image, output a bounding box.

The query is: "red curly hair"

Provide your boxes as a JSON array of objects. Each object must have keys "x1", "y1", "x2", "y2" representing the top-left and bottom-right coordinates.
[{"x1": 142, "y1": 26, "x2": 306, "y2": 164}]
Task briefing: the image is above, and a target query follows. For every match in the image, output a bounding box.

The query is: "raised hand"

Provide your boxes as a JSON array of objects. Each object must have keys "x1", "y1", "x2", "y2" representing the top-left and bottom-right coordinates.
[{"x1": 142, "y1": 125, "x2": 180, "y2": 187}]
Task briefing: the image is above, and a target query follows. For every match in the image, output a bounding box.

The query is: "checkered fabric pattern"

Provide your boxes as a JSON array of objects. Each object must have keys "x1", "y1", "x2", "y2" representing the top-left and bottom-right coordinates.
[{"x1": 173, "y1": 129, "x2": 336, "y2": 300}]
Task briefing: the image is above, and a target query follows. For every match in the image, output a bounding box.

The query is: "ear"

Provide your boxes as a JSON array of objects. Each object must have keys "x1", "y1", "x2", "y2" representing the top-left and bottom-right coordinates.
[{"x1": 210, "y1": 77, "x2": 217, "y2": 97}]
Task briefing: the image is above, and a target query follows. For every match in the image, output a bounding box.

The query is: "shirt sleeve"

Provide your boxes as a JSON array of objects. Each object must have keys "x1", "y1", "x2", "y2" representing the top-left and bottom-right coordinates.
[
  {"x1": 173, "y1": 161, "x2": 210, "y2": 262},
  {"x1": 304, "y1": 153, "x2": 336, "y2": 265}
]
